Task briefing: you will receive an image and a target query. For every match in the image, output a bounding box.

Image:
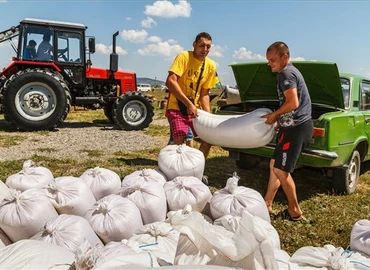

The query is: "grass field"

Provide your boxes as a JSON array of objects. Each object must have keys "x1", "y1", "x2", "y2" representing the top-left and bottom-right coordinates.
[{"x1": 1, "y1": 89, "x2": 370, "y2": 255}]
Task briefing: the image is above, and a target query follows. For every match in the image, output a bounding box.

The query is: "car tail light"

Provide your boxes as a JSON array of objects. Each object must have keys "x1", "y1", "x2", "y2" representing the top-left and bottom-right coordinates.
[{"x1": 313, "y1": 127, "x2": 325, "y2": 137}]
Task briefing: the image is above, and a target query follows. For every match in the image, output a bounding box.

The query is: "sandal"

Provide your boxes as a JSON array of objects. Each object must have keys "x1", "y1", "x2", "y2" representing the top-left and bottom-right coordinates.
[{"x1": 275, "y1": 208, "x2": 304, "y2": 222}]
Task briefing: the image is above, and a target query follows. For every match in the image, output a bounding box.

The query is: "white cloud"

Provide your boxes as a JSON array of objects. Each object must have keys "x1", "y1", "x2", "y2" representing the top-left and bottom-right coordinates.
[
  {"x1": 137, "y1": 41, "x2": 183, "y2": 58},
  {"x1": 359, "y1": 68, "x2": 370, "y2": 78},
  {"x1": 121, "y1": 29, "x2": 148, "y2": 43},
  {"x1": 208, "y1": 44, "x2": 225, "y2": 58},
  {"x1": 141, "y1": 17, "x2": 157, "y2": 28},
  {"x1": 147, "y1": 36, "x2": 161, "y2": 43},
  {"x1": 233, "y1": 47, "x2": 265, "y2": 61},
  {"x1": 126, "y1": 17, "x2": 132, "y2": 21},
  {"x1": 96, "y1": 43, "x2": 128, "y2": 55},
  {"x1": 291, "y1": 57, "x2": 306, "y2": 61},
  {"x1": 144, "y1": 0, "x2": 192, "y2": 18},
  {"x1": 167, "y1": 39, "x2": 177, "y2": 45}
]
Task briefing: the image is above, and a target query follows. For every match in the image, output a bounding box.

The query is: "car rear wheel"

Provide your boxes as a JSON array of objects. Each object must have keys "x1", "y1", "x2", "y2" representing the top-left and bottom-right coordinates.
[{"x1": 332, "y1": 150, "x2": 360, "y2": 195}]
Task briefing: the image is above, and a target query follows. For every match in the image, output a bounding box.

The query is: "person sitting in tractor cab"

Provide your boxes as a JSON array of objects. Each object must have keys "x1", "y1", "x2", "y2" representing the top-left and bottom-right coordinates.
[
  {"x1": 37, "y1": 33, "x2": 53, "y2": 61},
  {"x1": 23, "y1": 40, "x2": 37, "y2": 60}
]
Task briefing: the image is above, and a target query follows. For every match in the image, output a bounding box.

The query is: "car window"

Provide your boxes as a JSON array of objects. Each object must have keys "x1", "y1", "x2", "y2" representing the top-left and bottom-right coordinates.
[
  {"x1": 360, "y1": 81, "x2": 370, "y2": 111},
  {"x1": 341, "y1": 78, "x2": 350, "y2": 109}
]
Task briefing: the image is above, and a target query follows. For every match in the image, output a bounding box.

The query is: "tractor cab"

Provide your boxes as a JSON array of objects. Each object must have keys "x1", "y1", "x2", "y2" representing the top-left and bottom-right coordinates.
[{"x1": 17, "y1": 18, "x2": 94, "y2": 87}]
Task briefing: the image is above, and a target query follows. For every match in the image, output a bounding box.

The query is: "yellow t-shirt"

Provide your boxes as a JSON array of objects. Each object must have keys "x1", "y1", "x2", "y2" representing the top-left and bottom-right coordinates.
[{"x1": 167, "y1": 51, "x2": 217, "y2": 110}]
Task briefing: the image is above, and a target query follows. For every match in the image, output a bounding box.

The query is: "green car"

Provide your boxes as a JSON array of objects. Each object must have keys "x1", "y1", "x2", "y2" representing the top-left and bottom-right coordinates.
[{"x1": 220, "y1": 61, "x2": 370, "y2": 194}]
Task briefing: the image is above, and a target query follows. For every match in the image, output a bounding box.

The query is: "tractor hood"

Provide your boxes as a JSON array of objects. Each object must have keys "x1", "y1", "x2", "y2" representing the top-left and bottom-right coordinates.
[{"x1": 230, "y1": 61, "x2": 344, "y2": 109}]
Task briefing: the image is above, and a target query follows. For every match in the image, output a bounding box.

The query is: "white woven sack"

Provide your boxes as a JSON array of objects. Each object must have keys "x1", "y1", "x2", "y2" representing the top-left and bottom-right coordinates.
[
  {"x1": 214, "y1": 214, "x2": 280, "y2": 249},
  {"x1": 118, "y1": 180, "x2": 167, "y2": 225},
  {"x1": 5, "y1": 160, "x2": 54, "y2": 192},
  {"x1": 274, "y1": 248, "x2": 291, "y2": 270},
  {"x1": 0, "y1": 228, "x2": 11, "y2": 248},
  {"x1": 193, "y1": 108, "x2": 275, "y2": 148},
  {"x1": 74, "y1": 240, "x2": 137, "y2": 270},
  {"x1": 123, "y1": 168, "x2": 168, "y2": 186},
  {"x1": 0, "y1": 239, "x2": 74, "y2": 269},
  {"x1": 85, "y1": 194, "x2": 143, "y2": 244},
  {"x1": 80, "y1": 166, "x2": 121, "y2": 200},
  {"x1": 210, "y1": 173, "x2": 270, "y2": 223},
  {"x1": 31, "y1": 214, "x2": 103, "y2": 253},
  {"x1": 168, "y1": 206, "x2": 278, "y2": 269},
  {"x1": 350, "y1": 219, "x2": 370, "y2": 256},
  {"x1": 125, "y1": 221, "x2": 180, "y2": 265},
  {"x1": 289, "y1": 244, "x2": 370, "y2": 269},
  {"x1": 164, "y1": 176, "x2": 212, "y2": 212},
  {"x1": 0, "y1": 188, "x2": 58, "y2": 242},
  {"x1": 158, "y1": 144, "x2": 205, "y2": 181},
  {"x1": 44, "y1": 176, "x2": 96, "y2": 216},
  {"x1": 0, "y1": 180, "x2": 10, "y2": 203}
]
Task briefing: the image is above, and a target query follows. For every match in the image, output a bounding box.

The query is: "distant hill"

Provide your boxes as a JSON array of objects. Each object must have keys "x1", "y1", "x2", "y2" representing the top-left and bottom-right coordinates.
[{"x1": 137, "y1": 77, "x2": 165, "y2": 86}]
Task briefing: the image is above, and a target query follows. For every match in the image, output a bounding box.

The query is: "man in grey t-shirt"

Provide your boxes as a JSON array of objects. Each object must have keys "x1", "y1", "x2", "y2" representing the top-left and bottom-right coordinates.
[{"x1": 263, "y1": 41, "x2": 313, "y2": 221}]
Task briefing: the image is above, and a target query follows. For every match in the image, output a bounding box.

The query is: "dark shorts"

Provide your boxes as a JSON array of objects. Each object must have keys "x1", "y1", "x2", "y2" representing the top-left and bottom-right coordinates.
[
  {"x1": 167, "y1": 109, "x2": 197, "y2": 140},
  {"x1": 272, "y1": 120, "x2": 313, "y2": 173}
]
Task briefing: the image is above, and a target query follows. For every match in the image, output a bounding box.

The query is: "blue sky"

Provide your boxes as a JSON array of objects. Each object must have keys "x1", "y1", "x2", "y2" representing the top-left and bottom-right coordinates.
[{"x1": 1, "y1": 0, "x2": 370, "y2": 87}]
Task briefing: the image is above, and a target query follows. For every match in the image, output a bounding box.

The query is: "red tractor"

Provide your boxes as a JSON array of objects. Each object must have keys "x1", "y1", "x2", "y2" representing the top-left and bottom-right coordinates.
[{"x1": 0, "y1": 18, "x2": 154, "y2": 131}]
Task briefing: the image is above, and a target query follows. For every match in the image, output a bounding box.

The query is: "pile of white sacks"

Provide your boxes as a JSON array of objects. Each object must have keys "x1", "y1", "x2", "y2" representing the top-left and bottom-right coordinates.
[{"x1": 0, "y1": 145, "x2": 370, "y2": 269}]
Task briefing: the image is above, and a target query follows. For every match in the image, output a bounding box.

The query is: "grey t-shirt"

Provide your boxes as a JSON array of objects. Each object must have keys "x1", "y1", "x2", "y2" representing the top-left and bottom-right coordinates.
[{"x1": 277, "y1": 63, "x2": 312, "y2": 127}]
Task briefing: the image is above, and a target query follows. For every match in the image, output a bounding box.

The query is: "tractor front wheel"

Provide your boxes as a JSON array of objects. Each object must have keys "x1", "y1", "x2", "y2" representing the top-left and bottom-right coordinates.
[{"x1": 112, "y1": 91, "x2": 154, "y2": 130}]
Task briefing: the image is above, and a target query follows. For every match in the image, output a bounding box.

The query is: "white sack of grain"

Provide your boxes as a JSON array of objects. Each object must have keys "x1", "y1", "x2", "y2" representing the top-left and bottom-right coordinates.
[
  {"x1": 44, "y1": 176, "x2": 96, "y2": 216},
  {"x1": 193, "y1": 108, "x2": 275, "y2": 149},
  {"x1": 350, "y1": 219, "x2": 370, "y2": 256},
  {"x1": 214, "y1": 214, "x2": 280, "y2": 249},
  {"x1": 274, "y1": 248, "x2": 291, "y2": 270},
  {"x1": 168, "y1": 205, "x2": 278, "y2": 269},
  {"x1": 5, "y1": 160, "x2": 54, "y2": 192},
  {"x1": 0, "y1": 239, "x2": 74, "y2": 269},
  {"x1": 158, "y1": 144, "x2": 205, "y2": 181},
  {"x1": 80, "y1": 166, "x2": 121, "y2": 200},
  {"x1": 210, "y1": 173, "x2": 270, "y2": 223},
  {"x1": 164, "y1": 176, "x2": 212, "y2": 212},
  {"x1": 124, "y1": 221, "x2": 180, "y2": 265},
  {"x1": 0, "y1": 188, "x2": 58, "y2": 242},
  {"x1": 0, "y1": 180, "x2": 10, "y2": 203},
  {"x1": 0, "y1": 228, "x2": 11, "y2": 248},
  {"x1": 289, "y1": 244, "x2": 370, "y2": 269},
  {"x1": 31, "y1": 214, "x2": 103, "y2": 253},
  {"x1": 123, "y1": 168, "x2": 168, "y2": 186},
  {"x1": 118, "y1": 180, "x2": 167, "y2": 225},
  {"x1": 74, "y1": 240, "x2": 160, "y2": 269},
  {"x1": 85, "y1": 194, "x2": 143, "y2": 244}
]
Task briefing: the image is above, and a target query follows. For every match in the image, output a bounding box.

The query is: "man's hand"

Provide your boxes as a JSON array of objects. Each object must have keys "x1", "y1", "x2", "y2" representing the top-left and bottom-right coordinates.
[
  {"x1": 187, "y1": 103, "x2": 198, "y2": 118},
  {"x1": 262, "y1": 112, "x2": 278, "y2": 125}
]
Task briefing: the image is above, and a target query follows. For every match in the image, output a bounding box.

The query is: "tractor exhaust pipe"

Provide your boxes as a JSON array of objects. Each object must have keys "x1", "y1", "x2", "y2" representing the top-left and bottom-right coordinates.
[{"x1": 110, "y1": 31, "x2": 119, "y2": 75}]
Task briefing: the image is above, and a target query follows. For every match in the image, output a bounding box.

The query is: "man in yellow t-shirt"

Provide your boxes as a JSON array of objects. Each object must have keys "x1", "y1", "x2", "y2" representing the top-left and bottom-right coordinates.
[{"x1": 165, "y1": 32, "x2": 217, "y2": 159}]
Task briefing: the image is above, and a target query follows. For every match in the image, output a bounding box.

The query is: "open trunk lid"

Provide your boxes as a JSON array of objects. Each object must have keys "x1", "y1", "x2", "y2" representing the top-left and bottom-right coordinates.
[{"x1": 230, "y1": 61, "x2": 344, "y2": 110}]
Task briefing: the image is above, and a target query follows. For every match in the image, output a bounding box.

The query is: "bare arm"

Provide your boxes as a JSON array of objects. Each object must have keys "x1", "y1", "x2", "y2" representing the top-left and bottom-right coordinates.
[
  {"x1": 263, "y1": 88, "x2": 299, "y2": 125},
  {"x1": 199, "y1": 87, "x2": 211, "y2": 112},
  {"x1": 166, "y1": 72, "x2": 197, "y2": 116}
]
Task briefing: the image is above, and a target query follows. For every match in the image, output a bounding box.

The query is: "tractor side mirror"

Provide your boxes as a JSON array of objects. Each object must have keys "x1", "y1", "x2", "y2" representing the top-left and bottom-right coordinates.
[{"x1": 88, "y1": 37, "x2": 95, "y2": 54}]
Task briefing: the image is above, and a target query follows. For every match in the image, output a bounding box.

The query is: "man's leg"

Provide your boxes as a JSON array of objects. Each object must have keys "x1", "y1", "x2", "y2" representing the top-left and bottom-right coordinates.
[
  {"x1": 264, "y1": 159, "x2": 280, "y2": 213},
  {"x1": 273, "y1": 167, "x2": 302, "y2": 218},
  {"x1": 199, "y1": 141, "x2": 212, "y2": 159}
]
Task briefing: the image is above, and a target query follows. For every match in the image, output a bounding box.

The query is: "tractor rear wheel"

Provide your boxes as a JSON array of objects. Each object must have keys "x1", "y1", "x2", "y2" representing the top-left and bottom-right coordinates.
[
  {"x1": 112, "y1": 91, "x2": 154, "y2": 130},
  {"x1": 2, "y1": 68, "x2": 70, "y2": 131}
]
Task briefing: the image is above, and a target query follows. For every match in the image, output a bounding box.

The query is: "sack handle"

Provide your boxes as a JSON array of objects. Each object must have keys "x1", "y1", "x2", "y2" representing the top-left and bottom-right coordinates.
[{"x1": 193, "y1": 60, "x2": 205, "y2": 100}]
